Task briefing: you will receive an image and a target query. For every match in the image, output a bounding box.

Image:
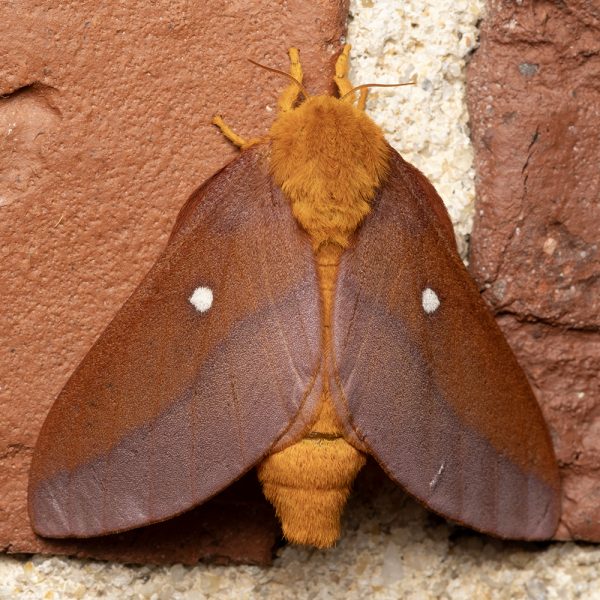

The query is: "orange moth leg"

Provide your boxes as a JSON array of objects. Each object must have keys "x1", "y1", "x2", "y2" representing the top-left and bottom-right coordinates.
[
  {"x1": 212, "y1": 115, "x2": 261, "y2": 149},
  {"x1": 357, "y1": 87, "x2": 368, "y2": 111},
  {"x1": 211, "y1": 115, "x2": 248, "y2": 147},
  {"x1": 334, "y1": 44, "x2": 354, "y2": 102},
  {"x1": 278, "y1": 47, "x2": 303, "y2": 113}
]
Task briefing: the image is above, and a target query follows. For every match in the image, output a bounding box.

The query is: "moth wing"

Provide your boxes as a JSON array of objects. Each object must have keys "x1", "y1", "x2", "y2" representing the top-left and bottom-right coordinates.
[
  {"x1": 29, "y1": 146, "x2": 322, "y2": 538},
  {"x1": 330, "y1": 148, "x2": 560, "y2": 539}
]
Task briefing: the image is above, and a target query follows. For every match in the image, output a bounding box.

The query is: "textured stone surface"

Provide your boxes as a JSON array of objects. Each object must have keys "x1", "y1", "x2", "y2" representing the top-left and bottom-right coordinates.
[
  {"x1": 467, "y1": 1, "x2": 600, "y2": 540},
  {"x1": 0, "y1": 0, "x2": 348, "y2": 563}
]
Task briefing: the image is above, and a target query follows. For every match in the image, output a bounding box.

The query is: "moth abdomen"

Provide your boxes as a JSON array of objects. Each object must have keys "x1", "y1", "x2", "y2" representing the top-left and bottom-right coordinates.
[{"x1": 257, "y1": 435, "x2": 365, "y2": 548}]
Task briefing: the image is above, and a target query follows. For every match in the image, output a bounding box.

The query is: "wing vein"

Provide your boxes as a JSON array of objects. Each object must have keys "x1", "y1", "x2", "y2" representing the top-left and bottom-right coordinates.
[
  {"x1": 256, "y1": 205, "x2": 304, "y2": 385},
  {"x1": 277, "y1": 188, "x2": 314, "y2": 361},
  {"x1": 226, "y1": 358, "x2": 246, "y2": 465},
  {"x1": 341, "y1": 209, "x2": 395, "y2": 413},
  {"x1": 342, "y1": 275, "x2": 361, "y2": 352},
  {"x1": 232, "y1": 215, "x2": 291, "y2": 419}
]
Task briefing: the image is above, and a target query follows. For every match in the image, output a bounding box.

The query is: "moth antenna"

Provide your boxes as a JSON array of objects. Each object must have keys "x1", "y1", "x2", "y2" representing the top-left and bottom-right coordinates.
[
  {"x1": 248, "y1": 58, "x2": 310, "y2": 100},
  {"x1": 340, "y1": 78, "x2": 417, "y2": 103}
]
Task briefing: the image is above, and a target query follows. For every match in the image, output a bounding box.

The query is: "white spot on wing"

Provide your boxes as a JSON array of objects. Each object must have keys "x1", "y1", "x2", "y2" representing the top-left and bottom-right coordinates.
[
  {"x1": 189, "y1": 286, "x2": 213, "y2": 313},
  {"x1": 422, "y1": 288, "x2": 440, "y2": 314}
]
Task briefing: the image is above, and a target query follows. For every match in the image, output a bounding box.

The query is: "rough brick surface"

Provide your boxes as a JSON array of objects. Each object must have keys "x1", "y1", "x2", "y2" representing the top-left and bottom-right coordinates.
[
  {"x1": 467, "y1": 0, "x2": 600, "y2": 540},
  {"x1": 0, "y1": 0, "x2": 348, "y2": 564}
]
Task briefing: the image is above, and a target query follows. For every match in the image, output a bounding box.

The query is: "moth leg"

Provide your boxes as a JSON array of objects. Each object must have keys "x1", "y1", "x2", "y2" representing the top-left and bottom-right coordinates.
[
  {"x1": 278, "y1": 47, "x2": 303, "y2": 113},
  {"x1": 357, "y1": 87, "x2": 368, "y2": 111},
  {"x1": 212, "y1": 115, "x2": 260, "y2": 149},
  {"x1": 334, "y1": 44, "x2": 355, "y2": 103}
]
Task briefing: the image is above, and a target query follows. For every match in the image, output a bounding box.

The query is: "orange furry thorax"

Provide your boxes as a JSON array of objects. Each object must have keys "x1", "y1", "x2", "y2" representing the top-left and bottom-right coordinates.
[{"x1": 269, "y1": 95, "x2": 390, "y2": 248}]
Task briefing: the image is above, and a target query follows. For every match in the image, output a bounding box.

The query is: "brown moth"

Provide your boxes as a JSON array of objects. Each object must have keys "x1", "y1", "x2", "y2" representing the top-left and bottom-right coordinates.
[{"x1": 28, "y1": 46, "x2": 560, "y2": 549}]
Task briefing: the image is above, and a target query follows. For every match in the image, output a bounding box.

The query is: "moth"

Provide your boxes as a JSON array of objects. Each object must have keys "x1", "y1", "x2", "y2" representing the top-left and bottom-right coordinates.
[{"x1": 28, "y1": 46, "x2": 560, "y2": 549}]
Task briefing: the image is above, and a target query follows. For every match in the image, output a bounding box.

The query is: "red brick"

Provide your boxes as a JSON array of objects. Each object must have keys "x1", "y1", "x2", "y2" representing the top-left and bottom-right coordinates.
[{"x1": 467, "y1": 0, "x2": 600, "y2": 540}]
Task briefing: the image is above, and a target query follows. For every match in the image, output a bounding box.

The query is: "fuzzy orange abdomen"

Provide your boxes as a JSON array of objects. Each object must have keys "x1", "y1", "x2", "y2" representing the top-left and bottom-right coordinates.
[{"x1": 257, "y1": 434, "x2": 365, "y2": 548}]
